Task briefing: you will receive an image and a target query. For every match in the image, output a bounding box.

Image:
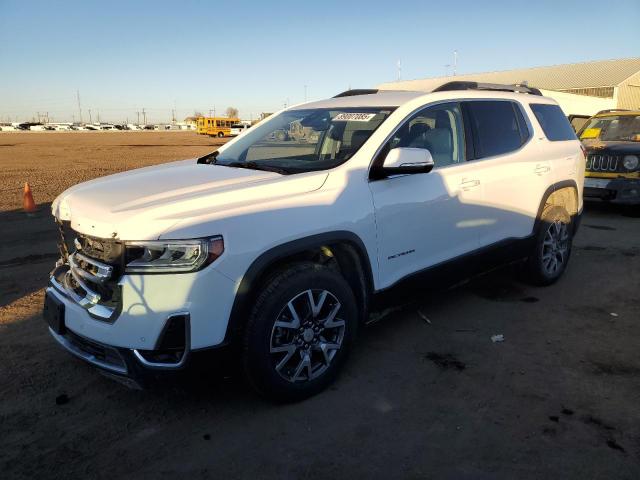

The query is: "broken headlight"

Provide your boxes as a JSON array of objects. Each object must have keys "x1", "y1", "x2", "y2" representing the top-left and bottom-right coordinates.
[{"x1": 124, "y1": 237, "x2": 224, "y2": 273}]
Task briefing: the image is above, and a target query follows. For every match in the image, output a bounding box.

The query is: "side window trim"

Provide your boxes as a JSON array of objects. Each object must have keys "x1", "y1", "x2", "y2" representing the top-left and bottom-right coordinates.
[
  {"x1": 512, "y1": 101, "x2": 532, "y2": 144},
  {"x1": 460, "y1": 102, "x2": 476, "y2": 161}
]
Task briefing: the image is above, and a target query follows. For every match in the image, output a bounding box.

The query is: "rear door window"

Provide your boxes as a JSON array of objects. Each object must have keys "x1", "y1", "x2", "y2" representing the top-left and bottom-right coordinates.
[
  {"x1": 531, "y1": 104, "x2": 577, "y2": 141},
  {"x1": 465, "y1": 101, "x2": 529, "y2": 159}
]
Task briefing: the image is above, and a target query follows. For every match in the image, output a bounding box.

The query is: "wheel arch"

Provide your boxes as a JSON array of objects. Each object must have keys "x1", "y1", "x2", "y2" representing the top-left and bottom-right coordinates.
[
  {"x1": 534, "y1": 180, "x2": 581, "y2": 234},
  {"x1": 223, "y1": 231, "x2": 374, "y2": 345}
]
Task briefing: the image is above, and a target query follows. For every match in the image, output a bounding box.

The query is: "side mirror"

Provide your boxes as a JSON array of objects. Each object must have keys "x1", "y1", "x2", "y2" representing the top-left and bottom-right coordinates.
[{"x1": 382, "y1": 147, "x2": 435, "y2": 175}]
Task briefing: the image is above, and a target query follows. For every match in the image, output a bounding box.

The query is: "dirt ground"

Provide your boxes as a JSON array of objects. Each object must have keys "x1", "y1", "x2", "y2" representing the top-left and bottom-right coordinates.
[{"x1": 1, "y1": 132, "x2": 639, "y2": 479}]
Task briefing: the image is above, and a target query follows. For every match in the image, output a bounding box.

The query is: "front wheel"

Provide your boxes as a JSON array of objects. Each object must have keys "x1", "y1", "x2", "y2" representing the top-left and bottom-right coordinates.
[
  {"x1": 522, "y1": 205, "x2": 573, "y2": 286},
  {"x1": 242, "y1": 263, "x2": 357, "y2": 402},
  {"x1": 217, "y1": 131, "x2": 224, "y2": 138}
]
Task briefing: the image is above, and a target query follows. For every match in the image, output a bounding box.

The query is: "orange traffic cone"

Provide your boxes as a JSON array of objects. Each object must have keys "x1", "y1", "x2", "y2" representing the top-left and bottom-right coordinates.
[{"x1": 23, "y1": 182, "x2": 37, "y2": 213}]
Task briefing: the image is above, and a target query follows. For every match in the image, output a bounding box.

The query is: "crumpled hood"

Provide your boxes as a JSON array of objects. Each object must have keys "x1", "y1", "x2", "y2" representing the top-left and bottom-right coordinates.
[{"x1": 52, "y1": 159, "x2": 328, "y2": 240}]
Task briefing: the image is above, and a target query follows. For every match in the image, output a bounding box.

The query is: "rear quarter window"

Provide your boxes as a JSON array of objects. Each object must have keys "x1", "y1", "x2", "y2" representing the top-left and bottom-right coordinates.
[{"x1": 530, "y1": 104, "x2": 577, "y2": 141}]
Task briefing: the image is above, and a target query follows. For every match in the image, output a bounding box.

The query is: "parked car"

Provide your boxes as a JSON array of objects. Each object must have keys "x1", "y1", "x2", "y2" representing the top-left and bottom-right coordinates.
[
  {"x1": 230, "y1": 123, "x2": 251, "y2": 136},
  {"x1": 578, "y1": 109, "x2": 640, "y2": 206},
  {"x1": 45, "y1": 83, "x2": 584, "y2": 400}
]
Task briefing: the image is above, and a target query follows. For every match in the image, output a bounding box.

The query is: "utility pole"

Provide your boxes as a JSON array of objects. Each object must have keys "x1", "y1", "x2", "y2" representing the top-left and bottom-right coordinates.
[
  {"x1": 171, "y1": 109, "x2": 176, "y2": 124},
  {"x1": 97, "y1": 111, "x2": 100, "y2": 124},
  {"x1": 88, "y1": 109, "x2": 92, "y2": 123},
  {"x1": 76, "y1": 89, "x2": 83, "y2": 123},
  {"x1": 136, "y1": 111, "x2": 140, "y2": 124},
  {"x1": 209, "y1": 109, "x2": 212, "y2": 117},
  {"x1": 142, "y1": 108, "x2": 147, "y2": 125},
  {"x1": 453, "y1": 50, "x2": 458, "y2": 76}
]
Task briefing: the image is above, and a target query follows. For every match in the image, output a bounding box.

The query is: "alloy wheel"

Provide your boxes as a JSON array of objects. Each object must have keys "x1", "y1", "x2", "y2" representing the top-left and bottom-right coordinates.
[
  {"x1": 541, "y1": 220, "x2": 569, "y2": 276},
  {"x1": 269, "y1": 289, "x2": 346, "y2": 383}
]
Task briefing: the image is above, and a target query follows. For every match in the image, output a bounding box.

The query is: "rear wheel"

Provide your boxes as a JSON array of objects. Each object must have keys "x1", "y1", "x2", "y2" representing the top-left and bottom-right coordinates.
[
  {"x1": 522, "y1": 205, "x2": 572, "y2": 286},
  {"x1": 217, "y1": 131, "x2": 224, "y2": 138},
  {"x1": 242, "y1": 263, "x2": 357, "y2": 402}
]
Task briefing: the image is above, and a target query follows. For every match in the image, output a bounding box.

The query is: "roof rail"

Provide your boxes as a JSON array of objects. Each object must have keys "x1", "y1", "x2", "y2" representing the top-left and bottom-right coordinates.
[
  {"x1": 333, "y1": 89, "x2": 379, "y2": 98},
  {"x1": 595, "y1": 108, "x2": 630, "y2": 115},
  {"x1": 433, "y1": 81, "x2": 542, "y2": 96}
]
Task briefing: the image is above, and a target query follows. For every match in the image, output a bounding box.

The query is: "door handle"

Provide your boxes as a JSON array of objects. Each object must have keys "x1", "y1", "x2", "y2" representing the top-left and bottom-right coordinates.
[
  {"x1": 534, "y1": 164, "x2": 550, "y2": 175},
  {"x1": 460, "y1": 179, "x2": 480, "y2": 191}
]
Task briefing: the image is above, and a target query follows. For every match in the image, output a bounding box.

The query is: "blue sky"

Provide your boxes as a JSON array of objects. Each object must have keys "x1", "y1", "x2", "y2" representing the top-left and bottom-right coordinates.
[{"x1": 1, "y1": 0, "x2": 638, "y2": 123}]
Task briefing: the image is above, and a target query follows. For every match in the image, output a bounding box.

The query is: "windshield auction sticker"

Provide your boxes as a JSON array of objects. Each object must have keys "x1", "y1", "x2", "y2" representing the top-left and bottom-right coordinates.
[{"x1": 332, "y1": 113, "x2": 377, "y2": 122}]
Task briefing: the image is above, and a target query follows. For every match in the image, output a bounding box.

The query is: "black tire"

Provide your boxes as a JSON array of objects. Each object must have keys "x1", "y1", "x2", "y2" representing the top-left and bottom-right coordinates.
[
  {"x1": 217, "y1": 131, "x2": 224, "y2": 138},
  {"x1": 242, "y1": 262, "x2": 357, "y2": 402},
  {"x1": 522, "y1": 205, "x2": 573, "y2": 286}
]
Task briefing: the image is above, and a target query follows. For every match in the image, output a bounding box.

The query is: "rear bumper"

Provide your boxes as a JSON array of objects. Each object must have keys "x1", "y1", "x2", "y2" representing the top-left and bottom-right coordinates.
[{"x1": 584, "y1": 177, "x2": 640, "y2": 205}]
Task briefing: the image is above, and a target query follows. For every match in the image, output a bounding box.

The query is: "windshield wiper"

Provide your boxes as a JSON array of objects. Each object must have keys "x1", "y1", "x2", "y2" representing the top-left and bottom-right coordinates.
[{"x1": 223, "y1": 161, "x2": 291, "y2": 175}]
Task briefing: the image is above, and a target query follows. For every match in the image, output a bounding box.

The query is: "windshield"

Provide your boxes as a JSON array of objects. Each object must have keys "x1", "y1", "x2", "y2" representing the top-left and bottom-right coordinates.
[
  {"x1": 214, "y1": 108, "x2": 394, "y2": 174},
  {"x1": 579, "y1": 114, "x2": 640, "y2": 142}
]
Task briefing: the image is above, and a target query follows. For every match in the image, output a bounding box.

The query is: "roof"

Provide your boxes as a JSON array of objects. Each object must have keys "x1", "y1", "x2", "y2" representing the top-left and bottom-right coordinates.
[
  {"x1": 291, "y1": 90, "x2": 425, "y2": 109},
  {"x1": 290, "y1": 88, "x2": 557, "y2": 111},
  {"x1": 378, "y1": 58, "x2": 640, "y2": 92}
]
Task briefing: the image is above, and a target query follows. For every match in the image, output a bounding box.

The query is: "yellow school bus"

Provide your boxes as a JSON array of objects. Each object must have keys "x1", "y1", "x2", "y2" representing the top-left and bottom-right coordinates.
[{"x1": 196, "y1": 117, "x2": 241, "y2": 137}]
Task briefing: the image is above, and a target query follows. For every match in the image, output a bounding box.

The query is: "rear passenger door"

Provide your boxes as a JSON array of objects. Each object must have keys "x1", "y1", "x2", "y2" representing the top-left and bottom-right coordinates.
[{"x1": 463, "y1": 100, "x2": 543, "y2": 246}]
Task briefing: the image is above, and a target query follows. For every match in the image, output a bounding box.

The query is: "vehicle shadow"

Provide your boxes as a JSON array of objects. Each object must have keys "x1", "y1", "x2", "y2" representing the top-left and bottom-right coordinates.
[
  {"x1": 583, "y1": 198, "x2": 640, "y2": 218},
  {"x1": 0, "y1": 203, "x2": 58, "y2": 308}
]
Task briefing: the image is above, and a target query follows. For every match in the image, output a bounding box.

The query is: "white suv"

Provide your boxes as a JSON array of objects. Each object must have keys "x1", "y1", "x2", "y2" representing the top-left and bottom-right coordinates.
[{"x1": 44, "y1": 83, "x2": 584, "y2": 400}]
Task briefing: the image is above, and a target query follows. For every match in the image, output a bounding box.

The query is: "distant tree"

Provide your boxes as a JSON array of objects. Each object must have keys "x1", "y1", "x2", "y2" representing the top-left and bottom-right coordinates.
[
  {"x1": 225, "y1": 107, "x2": 239, "y2": 118},
  {"x1": 193, "y1": 111, "x2": 204, "y2": 117}
]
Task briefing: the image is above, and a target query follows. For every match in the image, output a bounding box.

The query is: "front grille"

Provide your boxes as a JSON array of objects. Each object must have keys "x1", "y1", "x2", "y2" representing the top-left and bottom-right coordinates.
[
  {"x1": 74, "y1": 234, "x2": 124, "y2": 265},
  {"x1": 52, "y1": 222, "x2": 123, "y2": 321},
  {"x1": 586, "y1": 154, "x2": 620, "y2": 172}
]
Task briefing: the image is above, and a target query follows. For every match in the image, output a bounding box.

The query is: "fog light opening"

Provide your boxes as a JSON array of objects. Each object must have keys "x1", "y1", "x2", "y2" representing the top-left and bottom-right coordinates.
[{"x1": 133, "y1": 313, "x2": 190, "y2": 368}]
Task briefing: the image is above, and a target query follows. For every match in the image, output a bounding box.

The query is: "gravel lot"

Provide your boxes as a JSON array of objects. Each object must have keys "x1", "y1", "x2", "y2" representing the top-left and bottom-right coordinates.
[{"x1": 1, "y1": 132, "x2": 639, "y2": 479}]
